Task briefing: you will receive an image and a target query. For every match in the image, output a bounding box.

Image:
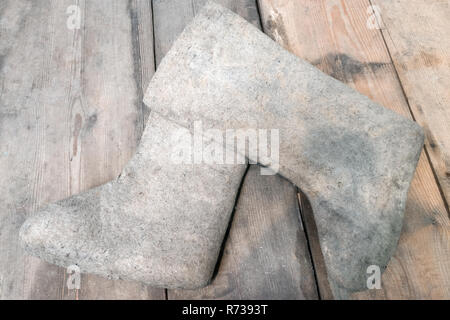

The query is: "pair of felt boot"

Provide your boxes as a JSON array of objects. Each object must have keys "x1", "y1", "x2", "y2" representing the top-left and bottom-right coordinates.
[{"x1": 19, "y1": 2, "x2": 423, "y2": 298}]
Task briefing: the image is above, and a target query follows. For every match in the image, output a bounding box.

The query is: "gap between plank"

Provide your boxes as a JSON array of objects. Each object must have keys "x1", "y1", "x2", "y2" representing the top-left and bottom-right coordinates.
[
  {"x1": 296, "y1": 190, "x2": 334, "y2": 300},
  {"x1": 151, "y1": 0, "x2": 168, "y2": 300},
  {"x1": 368, "y1": 0, "x2": 450, "y2": 217},
  {"x1": 255, "y1": 0, "x2": 266, "y2": 33}
]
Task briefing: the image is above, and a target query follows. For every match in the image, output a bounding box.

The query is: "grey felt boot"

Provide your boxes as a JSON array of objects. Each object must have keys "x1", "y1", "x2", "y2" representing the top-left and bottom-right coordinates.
[
  {"x1": 143, "y1": 2, "x2": 424, "y2": 297},
  {"x1": 20, "y1": 112, "x2": 247, "y2": 289}
]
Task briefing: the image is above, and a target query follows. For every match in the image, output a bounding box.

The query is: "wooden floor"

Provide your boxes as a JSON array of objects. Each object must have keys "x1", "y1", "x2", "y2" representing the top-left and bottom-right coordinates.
[{"x1": 0, "y1": 0, "x2": 448, "y2": 300}]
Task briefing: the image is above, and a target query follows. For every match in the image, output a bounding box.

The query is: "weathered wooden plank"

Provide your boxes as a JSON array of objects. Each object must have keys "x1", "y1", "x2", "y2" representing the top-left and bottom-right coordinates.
[
  {"x1": 76, "y1": 0, "x2": 160, "y2": 299},
  {"x1": 170, "y1": 167, "x2": 318, "y2": 299},
  {"x1": 373, "y1": 0, "x2": 450, "y2": 209},
  {"x1": 153, "y1": 0, "x2": 261, "y2": 66},
  {"x1": 152, "y1": 0, "x2": 318, "y2": 299},
  {"x1": 0, "y1": 0, "x2": 163, "y2": 299},
  {"x1": 297, "y1": 192, "x2": 334, "y2": 300},
  {"x1": 258, "y1": 0, "x2": 450, "y2": 299}
]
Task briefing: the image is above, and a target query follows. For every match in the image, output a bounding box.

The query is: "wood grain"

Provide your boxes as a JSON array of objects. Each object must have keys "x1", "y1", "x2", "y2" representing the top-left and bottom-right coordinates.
[
  {"x1": 297, "y1": 192, "x2": 334, "y2": 300},
  {"x1": 373, "y1": 0, "x2": 450, "y2": 210},
  {"x1": 0, "y1": 0, "x2": 163, "y2": 299},
  {"x1": 153, "y1": 0, "x2": 262, "y2": 67},
  {"x1": 170, "y1": 166, "x2": 318, "y2": 299},
  {"x1": 3, "y1": 0, "x2": 447, "y2": 300},
  {"x1": 152, "y1": 0, "x2": 318, "y2": 299},
  {"x1": 258, "y1": 0, "x2": 450, "y2": 299}
]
